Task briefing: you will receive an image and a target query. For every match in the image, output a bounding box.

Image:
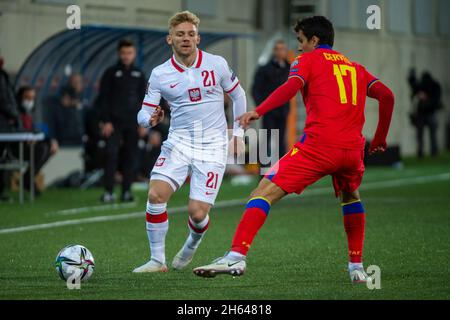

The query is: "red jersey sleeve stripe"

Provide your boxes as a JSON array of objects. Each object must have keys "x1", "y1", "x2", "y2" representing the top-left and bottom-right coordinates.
[
  {"x1": 143, "y1": 102, "x2": 158, "y2": 108},
  {"x1": 288, "y1": 75, "x2": 305, "y2": 85},
  {"x1": 225, "y1": 81, "x2": 240, "y2": 94},
  {"x1": 367, "y1": 79, "x2": 380, "y2": 92}
]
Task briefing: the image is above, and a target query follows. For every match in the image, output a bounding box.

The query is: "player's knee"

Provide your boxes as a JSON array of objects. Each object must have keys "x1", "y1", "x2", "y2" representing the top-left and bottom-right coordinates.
[
  {"x1": 188, "y1": 203, "x2": 210, "y2": 223},
  {"x1": 341, "y1": 190, "x2": 360, "y2": 203},
  {"x1": 249, "y1": 180, "x2": 284, "y2": 204},
  {"x1": 148, "y1": 188, "x2": 165, "y2": 204}
]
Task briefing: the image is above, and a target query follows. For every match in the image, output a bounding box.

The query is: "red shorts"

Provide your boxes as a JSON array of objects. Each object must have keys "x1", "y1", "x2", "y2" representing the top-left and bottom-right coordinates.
[{"x1": 265, "y1": 136, "x2": 365, "y2": 197}]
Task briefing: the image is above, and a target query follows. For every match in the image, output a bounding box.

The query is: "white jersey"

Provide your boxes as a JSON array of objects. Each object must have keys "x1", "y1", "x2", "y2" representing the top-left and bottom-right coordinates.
[{"x1": 140, "y1": 49, "x2": 243, "y2": 162}]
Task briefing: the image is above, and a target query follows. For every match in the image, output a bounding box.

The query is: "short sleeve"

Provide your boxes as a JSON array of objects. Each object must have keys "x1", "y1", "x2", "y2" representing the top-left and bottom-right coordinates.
[
  {"x1": 142, "y1": 70, "x2": 161, "y2": 108},
  {"x1": 217, "y1": 56, "x2": 240, "y2": 94},
  {"x1": 288, "y1": 54, "x2": 312, "y2": 85}
]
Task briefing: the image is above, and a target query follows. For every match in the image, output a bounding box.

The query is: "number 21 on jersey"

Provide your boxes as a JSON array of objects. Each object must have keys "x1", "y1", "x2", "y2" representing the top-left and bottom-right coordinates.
[
  {"x1": 333, "y1": 64, "x2": 357, "y2": 106},
  {"x1": 202, "y1": 70, "x2": 216, "y2": 87}
]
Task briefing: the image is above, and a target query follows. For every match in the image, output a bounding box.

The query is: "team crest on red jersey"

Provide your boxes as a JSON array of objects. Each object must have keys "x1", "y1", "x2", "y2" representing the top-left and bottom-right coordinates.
[{"x1": 188, "y1": 88, "x2": 202, "y2": 102}]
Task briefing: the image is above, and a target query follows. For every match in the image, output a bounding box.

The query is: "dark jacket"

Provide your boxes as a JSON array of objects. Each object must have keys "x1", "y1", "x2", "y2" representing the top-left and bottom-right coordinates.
[
  {"x1": 46, "y1": 86, "x2": 84, "y2": 146},
  {"x1": 98, "y1": 61, "x2": 147, "y2": 127},
  {"x1": 408, "y1": 72, "x2": 442, "y2": 116},
  {"x1": 0, "y1": 69, "x2": 21, "y2": 132},
  {"x1": 251, "y1": 59, "x2": 290, "y2": 115}
]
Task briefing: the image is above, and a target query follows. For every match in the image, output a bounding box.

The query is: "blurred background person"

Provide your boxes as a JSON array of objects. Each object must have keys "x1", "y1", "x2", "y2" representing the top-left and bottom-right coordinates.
[
  {"x1": 0, "y1": 56, "x2": 22, "y2": 201},
  {"x1": 251, "y1": 40, "x2": 290, "y2": 164},
  {"x1": 14, "y1": 86, "x2": 58, "y2": 196},
  {"x1": 97, "y1": 39, "x2": 147, "y2": 203},
  {"x1": 0, "y1": 56, "x2": 20, "y2": 133},
  {"x1": 408, "y1": 69, "x2": 443, "y2": 158},
  {"x1": 48, "y1": 73, "x2": 85, "y2": 146}
]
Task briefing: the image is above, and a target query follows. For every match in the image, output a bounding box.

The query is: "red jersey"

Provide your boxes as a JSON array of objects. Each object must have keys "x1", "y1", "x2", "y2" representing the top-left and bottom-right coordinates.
[{"x1": 289, "y1": 45, "x2": 378, "y2": 150}]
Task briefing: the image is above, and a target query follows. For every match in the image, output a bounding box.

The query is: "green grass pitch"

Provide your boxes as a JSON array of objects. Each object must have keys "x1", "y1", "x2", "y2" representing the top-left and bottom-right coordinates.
[{"x1": 0, "y1": 153, "x2": 449, "y2": 300}]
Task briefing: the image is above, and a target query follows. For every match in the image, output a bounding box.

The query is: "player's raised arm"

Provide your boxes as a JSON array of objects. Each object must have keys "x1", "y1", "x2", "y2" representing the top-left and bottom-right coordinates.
[
  {"x1": 237, "y1": 55, "x2": 309, "y2": 129},
  {"x1": 367, "y1": 79, "x2": 395, "y2": 155},
  {"x1": 137, "y1": 71, "x2": 163, "y2": 128}
]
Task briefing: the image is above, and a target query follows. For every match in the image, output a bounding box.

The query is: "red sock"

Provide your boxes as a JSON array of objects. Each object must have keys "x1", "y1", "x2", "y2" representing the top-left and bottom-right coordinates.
[
  {"x1": 342, "y1": 201, "x2": 366, "y2": 263},
  {"x1": 231, "y1": 197, "x2": 271, "y2": 256}
]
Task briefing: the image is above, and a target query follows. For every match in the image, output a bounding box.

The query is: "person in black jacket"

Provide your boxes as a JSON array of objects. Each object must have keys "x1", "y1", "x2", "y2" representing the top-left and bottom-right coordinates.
[
  {"x1": 0, "y1": 57, "x2": 20, "y2": 133},
  {"x1": 98, "y1": 39, "x2": 147, "y2": 202},
  {"x1": 408, "y1": 69, "x2": 442, "y2": 158},
  {"x1": 48, "y1": 73, "x2": 85, "y2": 146},
  {"x1": 251, "y1": 40, "x2": 290, "y2": 164},
  {"x1": 0, "y1": 57, "x2": 22, "y2": 201}
]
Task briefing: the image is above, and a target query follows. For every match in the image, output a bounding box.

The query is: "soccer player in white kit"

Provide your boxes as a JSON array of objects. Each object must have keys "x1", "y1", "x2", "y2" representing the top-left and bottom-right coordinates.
[{"x1": 133, "y1": 11, "x2": 247, "y2": 273}]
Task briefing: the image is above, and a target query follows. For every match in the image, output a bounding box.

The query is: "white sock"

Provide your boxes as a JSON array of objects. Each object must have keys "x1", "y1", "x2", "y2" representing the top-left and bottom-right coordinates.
[
  {"x1": 146, "y1": 202, "x2": 168, "y2": 264},
  {"x1": 179, "y1": 215, "x2": 210, "y2": 259},
  {"x1": 348, "y1": 262, "x2": 363, "y2": 271}
]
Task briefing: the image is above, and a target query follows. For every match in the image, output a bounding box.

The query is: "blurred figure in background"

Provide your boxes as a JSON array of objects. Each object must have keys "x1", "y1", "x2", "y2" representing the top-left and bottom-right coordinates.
[
  {"x1": 98, "y1": 39, "x2": 147, "y2": 202},
  {"x1": 252, "y1": 40, "x2": 290, "y2": 162},
  {"x1": 14, "y1": 86, "x2": 58, "y2": 196},
  {"x1": 48, "y1": 73, "x2": 85, "y2": 146},
  {"x1": 0, "y1": 56, "x2": 21, "y2": 201},
  {"x1": 408, "y1": 69, "x2": 442, "y2": 158},
  {"x1": 0, "y1": 57, "x2": 20, "y2": 132}
]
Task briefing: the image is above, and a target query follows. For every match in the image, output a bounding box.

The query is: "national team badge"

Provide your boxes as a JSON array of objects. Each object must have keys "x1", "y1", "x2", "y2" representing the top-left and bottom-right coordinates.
[
  {"x1": 155, "y1": 157, "x2": 166, "y2": 167},
  {"x1": 188, "y1": 88, "x2": 202, "y2": 102}
]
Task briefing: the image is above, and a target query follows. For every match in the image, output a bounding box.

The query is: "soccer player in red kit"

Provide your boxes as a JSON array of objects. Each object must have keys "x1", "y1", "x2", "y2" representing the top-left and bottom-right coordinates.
[{"x1": 193, "y1": 16, "x2": 395, "y2": 283}]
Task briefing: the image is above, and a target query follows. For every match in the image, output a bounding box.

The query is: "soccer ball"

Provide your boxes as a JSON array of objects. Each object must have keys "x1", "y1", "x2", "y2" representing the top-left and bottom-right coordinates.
[{"x1": 55, "y1": 244, "x2": 95, "y2": 282}]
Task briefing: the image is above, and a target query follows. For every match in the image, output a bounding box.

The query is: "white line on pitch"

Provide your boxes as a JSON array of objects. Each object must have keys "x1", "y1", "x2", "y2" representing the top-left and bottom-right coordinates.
[
  {"x1": 48, "y1": 201, "x2": 138, "y2": 216},
  {"x1": 0, "y1": 172, "x2": 449, "y2": 235}
]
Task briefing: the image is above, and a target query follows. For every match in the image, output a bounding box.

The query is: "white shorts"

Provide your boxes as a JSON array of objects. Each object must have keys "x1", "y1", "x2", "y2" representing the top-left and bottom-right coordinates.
[{"x1": 150, "y1": 144, "x2": 226, "y2": 205}]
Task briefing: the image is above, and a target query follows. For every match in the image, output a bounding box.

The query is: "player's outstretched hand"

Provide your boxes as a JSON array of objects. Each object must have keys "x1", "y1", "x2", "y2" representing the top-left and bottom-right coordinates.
[
  {"x1": 236, "y1": 110, "x2": 260, "y2": 129},
  {"x1": 150, "y1": 106, "x2": 165, "y2": 127},
  {"x1": 369, "y1": 139, "x2": 387, "y2": 155}
]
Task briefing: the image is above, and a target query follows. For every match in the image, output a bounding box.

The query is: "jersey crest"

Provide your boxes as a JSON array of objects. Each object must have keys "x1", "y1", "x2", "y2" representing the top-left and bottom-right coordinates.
[{"x1": 188, "y1": 88, "x2": 202, "y2": 102}]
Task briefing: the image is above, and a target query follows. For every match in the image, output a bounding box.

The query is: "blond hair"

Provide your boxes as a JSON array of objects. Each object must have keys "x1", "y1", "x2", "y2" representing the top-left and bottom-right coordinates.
[{"x1": 168, "y1": 11, "x2": 200, "y2": 30}]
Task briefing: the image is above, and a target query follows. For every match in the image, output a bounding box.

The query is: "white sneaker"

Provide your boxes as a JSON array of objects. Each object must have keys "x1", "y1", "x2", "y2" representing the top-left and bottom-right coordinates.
[
  {"x1": 349, "y1": 267, "x2": 371, "y2": 283},
  {"x1": 193, "y1": 256, "x2": 246, "y2": 278},
  {"x1": 172, "y1": 249, "x2": 194, "y2": 270},
  {"x1": 132, "y1": 259, "x2": 168, "y2": 273}
]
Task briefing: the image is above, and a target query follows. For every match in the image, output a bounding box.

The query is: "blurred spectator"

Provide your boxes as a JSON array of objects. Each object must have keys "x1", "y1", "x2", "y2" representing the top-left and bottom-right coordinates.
[
  {"x1": 48, "y1": 73, "x2": 85, "y2": 146},
  {"x1": 0, "y1": 56, "x2": 22, "y2": 201},
  {"x1": 12, "y1": 86, "x2": 58, "y2": 196},
  {"x1": 0, "y1": 57, "x2": 21, "y2": 132},
  {"x1": 408, "y1": 69, "x2": 442, "y2": 158},
  {"x1": 97, "y1": 39, "x2": 147, "y2": 202},
  {"x1": 82, "y1": 96, "x2": 105, "y2": 174},
  {"x1": 252, "y1": 40, "x2": 290, "y2": 161}
]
